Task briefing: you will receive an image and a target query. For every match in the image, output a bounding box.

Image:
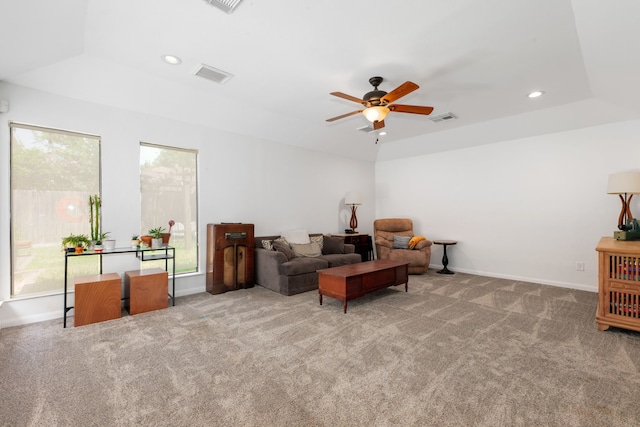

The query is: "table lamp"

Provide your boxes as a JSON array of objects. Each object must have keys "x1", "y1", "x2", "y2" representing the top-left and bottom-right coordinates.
[
  {"x1": 345, "y1": 191, "x2": 362, "y2": 233},
  {"x1": 607, "y1": 172, "x2": 640, "y2": 240}
]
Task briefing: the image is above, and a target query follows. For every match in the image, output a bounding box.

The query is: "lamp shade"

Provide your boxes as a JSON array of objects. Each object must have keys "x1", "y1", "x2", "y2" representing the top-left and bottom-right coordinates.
[
  {"x1": 607, "y1": 172, "x2": 640, "y2": 194},
  {"x1": 362, "y1": 106, "x2": 390, "y2": 122},
  {"x1": 345, "y1": 191, "x2": 362, "y2": 205}
]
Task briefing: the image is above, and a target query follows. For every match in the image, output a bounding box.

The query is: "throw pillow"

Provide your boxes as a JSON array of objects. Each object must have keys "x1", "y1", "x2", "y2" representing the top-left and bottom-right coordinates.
[
  {"x1": 290, "y1": 242, "x2": 322, "y2": 257},
  {"x1": 408, "y1": 236, "x2": 426, "y2": 249},
  {"x1": 310, "y1": 234, "x2": 324, "y2": 250},
  {"x1": 393, "y1": 235, "x2": 412, "y2": 249},
  {"x1": 272, "y1": 240, "x2": 295, "y2": 261},
  {"x1": 261, "y1": 240, "x2": 273, "y2": 250},
  {"x1": 281, "y1": 229, "x2": 310, "y2": 244},
  {"x1": 322, "y1": 235, "x2": 345, "y2": 254}
]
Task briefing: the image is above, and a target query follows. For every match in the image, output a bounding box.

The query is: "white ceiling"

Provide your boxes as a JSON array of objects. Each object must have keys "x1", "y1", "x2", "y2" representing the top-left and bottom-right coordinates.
[{"x1": 1, "y1": 0, "x2": 639, "y2": 162}]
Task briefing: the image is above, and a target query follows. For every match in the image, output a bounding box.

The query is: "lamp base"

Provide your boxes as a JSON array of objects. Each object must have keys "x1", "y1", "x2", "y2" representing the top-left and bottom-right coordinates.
[{"x1": 614, "y1": 231, "x2": 640, "y2": 241}]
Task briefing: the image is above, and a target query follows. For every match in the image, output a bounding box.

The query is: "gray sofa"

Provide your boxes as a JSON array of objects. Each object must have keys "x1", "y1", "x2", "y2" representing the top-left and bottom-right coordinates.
[{"x1": 254, "y1": 234, "x2": 361, "y2": 295}]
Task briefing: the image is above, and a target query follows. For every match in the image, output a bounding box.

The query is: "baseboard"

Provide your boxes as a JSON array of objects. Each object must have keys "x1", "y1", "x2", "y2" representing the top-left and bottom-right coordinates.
[{"x1": 430, "y1": 264, "x2": 597, "y2": 293}]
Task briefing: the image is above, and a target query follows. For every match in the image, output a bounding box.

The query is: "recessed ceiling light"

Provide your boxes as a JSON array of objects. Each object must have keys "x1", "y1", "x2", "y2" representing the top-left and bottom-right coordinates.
[
  {"x1": 378, "y1": 132, "x2": 387, "y2": 136},
  {"x1": 528, "y1": 90, "x2": 545, "y2": 98},
  {"x1": 161, "y1": 54, "x2": 182, "y2": 65}
]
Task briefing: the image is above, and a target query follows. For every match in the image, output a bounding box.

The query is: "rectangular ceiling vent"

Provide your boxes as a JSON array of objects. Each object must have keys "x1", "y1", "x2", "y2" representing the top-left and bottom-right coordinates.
[
  {"x1": 429, "y1": 112, "x2": 457, "y2": 123},
  {"x1": 193, "y1": 64, "x2": 233, "y2": 85},
  {"x1": 202, "y1": 0, "x2": 243, "y2": 14},
  {"x1": 356, "y1": 125, "x2": 376, "y2": 133}
]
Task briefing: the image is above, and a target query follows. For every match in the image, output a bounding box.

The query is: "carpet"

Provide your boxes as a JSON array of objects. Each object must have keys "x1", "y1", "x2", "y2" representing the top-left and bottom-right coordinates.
[{"x1": 1, "y1": 272, "x2": 640, "y2": 426}]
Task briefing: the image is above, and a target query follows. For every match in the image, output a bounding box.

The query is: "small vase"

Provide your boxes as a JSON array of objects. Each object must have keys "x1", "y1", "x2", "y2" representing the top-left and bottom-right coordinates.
[
  {"x1": 151, "y1": 238, "x2": 163, "y2": 249},
  {"x1": 74, "y1": 246, "x2": 83, "y2": 254}
]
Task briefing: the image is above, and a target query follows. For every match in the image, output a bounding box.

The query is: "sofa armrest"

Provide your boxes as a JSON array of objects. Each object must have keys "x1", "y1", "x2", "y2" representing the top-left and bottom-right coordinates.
[
  {"x1": 255, "y1": 248, "x2": 287, "y2": 291},
  {"x1": 344, "y1": 243, "x2": 355, "y2": 254}
]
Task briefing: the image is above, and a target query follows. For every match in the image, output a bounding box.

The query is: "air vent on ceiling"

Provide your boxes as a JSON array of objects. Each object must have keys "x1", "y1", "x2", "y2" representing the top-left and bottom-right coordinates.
[
  {"x1": 202, "y1": 0, "x2": 243, "y2": 14},
  {"x1": 357, "y1": 125, "x2": 376, "y2": 133},
  {"x1": 193, "y1": 64, "x2": 233, "y2": 84},
  {"x1": 429, "y1": 112, "x2": 457, "y2": 123}
]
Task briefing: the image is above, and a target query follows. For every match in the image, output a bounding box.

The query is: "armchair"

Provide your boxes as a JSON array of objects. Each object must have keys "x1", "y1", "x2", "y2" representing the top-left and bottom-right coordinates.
[{"x1": 373, "y1": 218, "x2": 432, "y2": 274}]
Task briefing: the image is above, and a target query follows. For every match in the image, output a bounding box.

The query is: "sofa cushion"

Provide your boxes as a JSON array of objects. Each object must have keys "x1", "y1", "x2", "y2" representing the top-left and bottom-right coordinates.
[
  {"x1": 320, "y1": 253, "x2": 361, "y2": 268},
  {"x1": 290, "y1": 242, "x2": 322, "y2": 258},
  {"x1": 272, "y1": 240, "x2": 296, "y2": 260},
  {"x1": 279, "y1": 257, "x2": 328, "y2": 275},
  {"x1": 322, "y1": 235, "x2": 345, "y2": 254},
  {"x1": 310, "y1": 234, "x2": 324, "y2": 250},
  {"x1": 281, "y1": 229, "x2": 310, "y2": 244},
  {"x1": 393, "y1": 235, "x2": 412, "y2": 249}
]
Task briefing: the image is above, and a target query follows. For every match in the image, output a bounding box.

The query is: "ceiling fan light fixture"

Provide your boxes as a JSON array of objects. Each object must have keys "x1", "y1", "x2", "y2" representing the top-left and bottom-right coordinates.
[{"x1": 363, "y1": 106, "x2": 390, "y2": 122}]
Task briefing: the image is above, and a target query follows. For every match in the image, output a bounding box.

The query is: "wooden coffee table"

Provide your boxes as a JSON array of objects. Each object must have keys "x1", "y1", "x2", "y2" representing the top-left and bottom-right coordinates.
[{"x1": 318, "y1": 260, "x2": 409, "y2": 313}]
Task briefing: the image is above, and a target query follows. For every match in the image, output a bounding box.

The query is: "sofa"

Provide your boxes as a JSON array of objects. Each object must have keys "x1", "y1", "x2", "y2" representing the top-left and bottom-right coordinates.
[{"x1": 254, "y1": 233, "x2": 361, "y2": 295}]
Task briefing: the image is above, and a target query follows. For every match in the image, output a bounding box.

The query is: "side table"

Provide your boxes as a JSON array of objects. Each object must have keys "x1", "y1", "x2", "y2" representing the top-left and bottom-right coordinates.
[
  {"x1": 433, "y1": 240, "x2": 457, "y2": 274},
  {"x1": 334, "y1": 233, "x2": 373, "y2": 262}
]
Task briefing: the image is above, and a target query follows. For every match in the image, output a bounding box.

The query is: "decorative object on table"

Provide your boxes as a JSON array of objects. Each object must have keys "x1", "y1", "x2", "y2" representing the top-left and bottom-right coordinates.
[
  {"x1": 88, "y1": 194, "x2": 101, "y2": 245},
  {"x1": 162, "y1": 220, "x2": 175, "y2": 244},
  {"x1": 433, "y1": 240, "x2": 458, "y2": 274},
  {"x1": 345, "y1": 191, "x2": 362, "y2": 233},
  {"x1": 148, "y1": 226, "x2": 166, "y2": 249},
  {"x1": 93, "y1": 231, "x2": 110, "y2": 252},
  {"x1": 607, "y1": 171, "x2": 640, "y2": 240},
  {"x1": 130, "y1": 235, "x2": 140, "y2": 249},
  {"x1": 61, "y1": 233, "x2": 90, "y2": 253},
  {"x1": 140, "y1": 234, "x2": 152, "y2": 247},
  {"x1": 373, "y1": 218, "x2": 432, "y2": 274}
]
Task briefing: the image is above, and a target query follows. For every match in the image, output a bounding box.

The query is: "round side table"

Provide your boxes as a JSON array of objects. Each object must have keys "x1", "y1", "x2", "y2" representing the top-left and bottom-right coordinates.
[{"x1": 433, "y1": 240, "x2": 457, "y2": 274}]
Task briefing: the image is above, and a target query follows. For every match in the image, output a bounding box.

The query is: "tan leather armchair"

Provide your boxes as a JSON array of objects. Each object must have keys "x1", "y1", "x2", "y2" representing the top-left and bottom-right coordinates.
[{"x1": 373, "y1": 218, "x2": 432, "y2": 274}]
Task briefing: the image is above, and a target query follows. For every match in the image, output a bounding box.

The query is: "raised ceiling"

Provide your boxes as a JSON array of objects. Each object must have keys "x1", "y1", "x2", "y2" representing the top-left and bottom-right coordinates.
[{"x1": 1, "y1": 0, "x2": 639, "y2": 162}]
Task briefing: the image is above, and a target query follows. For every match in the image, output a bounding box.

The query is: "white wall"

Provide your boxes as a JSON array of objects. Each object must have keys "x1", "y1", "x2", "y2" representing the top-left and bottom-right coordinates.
[
  {"x1": 376, "y1": 118, "x2": 640, "y2": 292},
  {"x1": 0, "y1": 82, "x2": 375, "y2": 327}
]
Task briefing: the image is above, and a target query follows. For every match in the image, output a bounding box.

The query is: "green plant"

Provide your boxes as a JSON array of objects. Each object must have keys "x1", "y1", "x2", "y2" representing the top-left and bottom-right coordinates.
[
  {"x1": 148, "y1": 227, "x2": 165, "y2": 239},
  {"x1": 96, "y1": 232, "x2": 110, "y2": 245},
  {"x1": 61, "y1": 233, "x2": 91, "y2": 250},
  {"x1": 89, "y1": 194, "x2": 101, "y2": 241},
  {"x1": 131, "y1": 234, "x2": 139, "y2": 240}
]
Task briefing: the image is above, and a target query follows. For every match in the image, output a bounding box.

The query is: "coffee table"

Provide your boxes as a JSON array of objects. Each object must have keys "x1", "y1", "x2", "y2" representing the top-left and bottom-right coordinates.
[{"x1": 318, "y1": 260, "x2": 409, "y2": 313}]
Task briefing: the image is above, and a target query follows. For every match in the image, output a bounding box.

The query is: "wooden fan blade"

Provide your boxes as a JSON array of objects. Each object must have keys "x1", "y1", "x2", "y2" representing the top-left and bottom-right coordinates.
[
  {"x1": 326, "y1": 110, "x2": 363, "y2": 122},
  {"x1": 380, "y1": 81, "x2": 419, "y2": 104},
  {"x1": 389, "y1": 104, "x2": 434, "y2": 115},
  {"x1": 330, "y1": 92, "x2": 364, "y2": 104},
  {"x1": 373, "y1": 120, "x2": 385, "y2": 130}
]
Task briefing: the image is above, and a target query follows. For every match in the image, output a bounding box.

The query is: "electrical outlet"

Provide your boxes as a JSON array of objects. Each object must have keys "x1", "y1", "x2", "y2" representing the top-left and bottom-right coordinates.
[{"x1": 576, "y1": 262, "x2": 585, "y2": 271}]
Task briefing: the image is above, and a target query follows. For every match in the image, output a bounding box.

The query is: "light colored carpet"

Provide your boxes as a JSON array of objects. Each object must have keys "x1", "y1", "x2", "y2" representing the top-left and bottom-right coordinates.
[{"x1": 2, "y1": 272, "x2": 640, "y2": 426}]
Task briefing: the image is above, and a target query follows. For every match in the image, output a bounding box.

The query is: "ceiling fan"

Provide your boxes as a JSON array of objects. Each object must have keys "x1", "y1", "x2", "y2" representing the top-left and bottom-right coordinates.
[{"x1": 326, "y1": 76, "x2": 434, "y2": 130}]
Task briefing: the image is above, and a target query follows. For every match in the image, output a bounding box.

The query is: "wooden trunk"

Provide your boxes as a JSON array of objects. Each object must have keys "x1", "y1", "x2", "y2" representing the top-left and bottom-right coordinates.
[{"x1": 206, "y1": 223, "x2": 255, "y2": 295}]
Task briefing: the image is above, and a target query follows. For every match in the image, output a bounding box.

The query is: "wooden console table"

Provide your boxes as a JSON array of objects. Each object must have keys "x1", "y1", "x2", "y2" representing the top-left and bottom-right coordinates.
[
  {"x1": 318, "y1": 260, "x2": 409, "y2": 313},
  {"x1": 63, "y1": 246, "x2": 175, "y2": 328},
  {"x1": 596, "y1": 237, "x2": 640, "y2": 332}
]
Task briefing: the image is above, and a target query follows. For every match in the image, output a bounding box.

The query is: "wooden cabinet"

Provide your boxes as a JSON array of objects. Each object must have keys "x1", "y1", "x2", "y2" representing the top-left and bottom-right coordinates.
[
  {"x1": 336, "y1": 233, "x2": 373, "y2": 261},
  {"x1": 596, "y1": 237, "x2": 640, "y2": 332},
  {"x1": 206, "y1": 223, "x2": 254, "y2": 295}
]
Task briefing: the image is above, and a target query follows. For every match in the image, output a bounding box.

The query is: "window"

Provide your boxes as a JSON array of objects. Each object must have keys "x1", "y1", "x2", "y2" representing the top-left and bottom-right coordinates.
[
  {"x1": 140, "y1": 143, "x2": 198, "y2": 273},
  {"x1": 10, "y1": 122, "x2": 101, "y2": 297}
]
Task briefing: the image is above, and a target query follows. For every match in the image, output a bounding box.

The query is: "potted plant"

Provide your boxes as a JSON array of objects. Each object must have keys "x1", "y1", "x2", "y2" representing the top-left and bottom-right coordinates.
[
  {"x1": 94, "y1": 232, "x2": 111, "y2": 252},
  {"x1": 162, "y1": 220, "x2": 175, "y2": 245},
  {"x1": 61, "y1": 233, "x2": 90, "y2": 254},
  {"x1": 130, "y1": 234, "x2": 140, "y2": 249},
  {"x1": 148, "y1": 226, "x2": 165, "y2": 249},
  {"x1": 89, "y1": 194, "x2": 101, "y2": 245}
]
